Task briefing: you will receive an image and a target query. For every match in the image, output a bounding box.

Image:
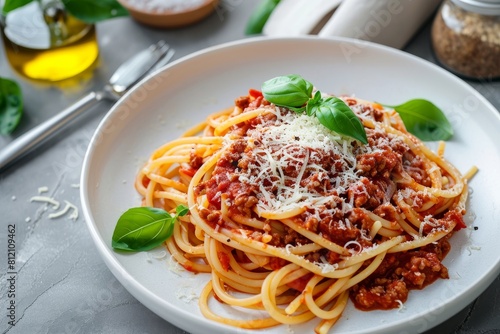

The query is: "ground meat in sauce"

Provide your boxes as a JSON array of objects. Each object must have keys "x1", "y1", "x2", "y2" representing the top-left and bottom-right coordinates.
[
  {"x1": 234, "y1": 96, "x2": 250, "y2": 110},
  {"x1": 356, "y1": 129, "x2": 407, "y2": 178},
  {"x1": 403, "y1": 153, "x2": 432, "y2": 187},
  {"x1": 348, "y1": 177, "x2": 388, "y2": 209},
  {"x1": 353, "y1": 279, "x2": 409, "y2": 310},
  {"x1": 317, "y1": 215, "x2": 361, "y2": 246},
  {"x1": 356, "y1": 150, "x2": 400, "y2": 178},
  {"x1": 234, "y1": 94, "x2": 270, "y2": 111},
  {"x1": 373, "y1": 203, "x2": 400, "y2": 224},
  {"x1": 351, "y1": 238, "x2": 451, "y2": 310}
]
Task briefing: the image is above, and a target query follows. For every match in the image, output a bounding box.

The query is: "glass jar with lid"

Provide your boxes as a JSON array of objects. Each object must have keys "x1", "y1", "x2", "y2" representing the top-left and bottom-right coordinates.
[{"x1": 431, "y1": 0, "x2": 500, "y2": 79}]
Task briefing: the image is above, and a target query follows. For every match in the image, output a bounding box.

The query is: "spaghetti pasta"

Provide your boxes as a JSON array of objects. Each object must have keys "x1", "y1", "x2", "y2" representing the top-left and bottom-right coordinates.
[{"x1": 135, "y1": 88, "x2": 475, "y2": 333}]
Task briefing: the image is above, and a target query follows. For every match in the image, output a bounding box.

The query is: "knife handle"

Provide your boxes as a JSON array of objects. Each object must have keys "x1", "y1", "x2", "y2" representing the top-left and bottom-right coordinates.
[{"x1": 0, "y1": 91, "x2": 103, "y2": 171}]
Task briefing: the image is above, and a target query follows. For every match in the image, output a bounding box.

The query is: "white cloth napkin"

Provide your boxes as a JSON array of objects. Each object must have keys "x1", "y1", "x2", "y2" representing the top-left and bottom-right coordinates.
[{"x1": 263, "y1": 0, "x2": 442, "y2": 49}]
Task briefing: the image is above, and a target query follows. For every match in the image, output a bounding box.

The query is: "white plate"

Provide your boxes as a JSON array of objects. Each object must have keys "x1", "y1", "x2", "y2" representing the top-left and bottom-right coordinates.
[{"x1": 81, "y1": 36, "x2": 500, "y2": 334}]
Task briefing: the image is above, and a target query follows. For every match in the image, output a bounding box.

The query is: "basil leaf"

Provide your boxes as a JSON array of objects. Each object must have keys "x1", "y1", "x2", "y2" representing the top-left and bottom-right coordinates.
[
  {"x1": 3, "y1": 0, "x2": 128, "y2": 22},
  {"x1": 0, "y1": 77, "x2": 23, "y2": 135},
  {"x1": 112, "y1": 206, "x2": 185, "y2": 251},
  {"x1": 386, "y1": 99, "x2": 453, "y2": 141},
  {"x1": 245, "y1": 0, "x2": 281, "y2": 35},
  {"x1": 306, "y1": 90, "x2": 322, "y2": 116},
  {"x1": 287, "y1": 106, "x2": 307, "y2": 113},
  {"x1": 176, "y1": 204, "x2": 189, "y2": 216},
  {"x1": 262, "y1": 74, "x2": 313, "y2": 108},
  {"x1": 62, "y1": 0, "x2": 128, "y2": 23},
  {"x1": 2, "y1": 0, "x2": 33, "y2": 14},
  {"x1": 261, "y1": 74, "x2": 368, "y2": 144},
  {"x1": 313, "y1": 97, "x2": 368, "y2": 144}
]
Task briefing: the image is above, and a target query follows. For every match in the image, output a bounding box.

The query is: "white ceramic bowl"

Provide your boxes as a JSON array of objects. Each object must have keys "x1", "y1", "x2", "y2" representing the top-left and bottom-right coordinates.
[{"x1": 118, "y1": 0, "x2": 218, "y2": 28}]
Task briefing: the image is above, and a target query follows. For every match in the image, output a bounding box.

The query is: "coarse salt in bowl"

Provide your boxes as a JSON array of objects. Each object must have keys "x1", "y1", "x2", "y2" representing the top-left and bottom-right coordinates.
[{"x1": 119, "y1": 0, "x2": 219, "y2": 28}]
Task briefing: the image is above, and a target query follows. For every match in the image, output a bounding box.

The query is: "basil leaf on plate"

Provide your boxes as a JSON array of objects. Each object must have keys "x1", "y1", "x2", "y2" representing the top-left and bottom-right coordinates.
[
  {"x1": 262, "y1": 74, "x2": 313, "y2": 108},
  {"x1": 112, "y1": 205, "x2": 189, "y2": 252},
  {"x1": 176, "y1": 204, "x2": 189, "y2": 216},
  {"x1": 387, "y1": 99, "x2": 453, "y2": 141},
  {"x1": 261, "y1": 74, "x2": 368, "y2": 143},
  {"x1": 312, "y1": 97, "x2": 368, "y2": 144},
  {"x1": 0, "y1": 77, "x2": 23, "y2": 135},
  {"x1": 306, "y1": 90, "x2": 322, "y2": 116}
]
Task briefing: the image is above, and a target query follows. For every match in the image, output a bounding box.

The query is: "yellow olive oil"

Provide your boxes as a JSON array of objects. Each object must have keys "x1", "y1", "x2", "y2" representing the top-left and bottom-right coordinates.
[{"x1": 1, "y1": 1, "x2": 99, "y2": 82}]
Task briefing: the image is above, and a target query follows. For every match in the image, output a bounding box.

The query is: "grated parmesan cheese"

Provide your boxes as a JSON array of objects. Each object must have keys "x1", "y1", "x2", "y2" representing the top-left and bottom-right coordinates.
[
  {"x1": 47, "y1": 200, "x2": 79, "y2": 221},
  {"x1": 316, "y1": 261, "x2": 339, "y2": 274},
  {"x1": 396, "y1": 299, "x2": 406, "y2": 312},
  {"x1": 466, "y1": 245, "x2": 481, "y2": 255},
  {"x1": 30, "y1": 196, "x2": 60, "y2": 209},
  {"x1": 234, "y1": 107, "x2": 367, "y2": 217},
  {"x1": 344, "y1": 240, "x2": 362, "y2": 255},
  {"x1": 147, "y1": 250, "x2": 168, "y2": 263},
  {"x1": 30, "y1": 187, "x2": 80, "y2": 221},
  {"x1": 167, "y1": 256, "x2": 185, "y2": 276},
  {"x1": 176, "y1": 289, "x2": 199, "y2": 303},
  {"x1": 316, "y1": 255, "x2": 339, "y2": 273}
]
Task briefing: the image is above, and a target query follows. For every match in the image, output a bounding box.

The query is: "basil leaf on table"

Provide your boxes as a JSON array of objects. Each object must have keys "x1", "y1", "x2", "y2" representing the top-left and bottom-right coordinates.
[
  {"x1": 62, "y1": 0, "x2": 128, "y2": 23},
  {"x1": 311, "y1": 97, "x2": 368, "y2": 144},
  {"x1": 386, "y1": 99, "x2": 453, "y2": 141},
  {"x1": 245, "y1": 0, "x2": 281, "y2": 35},
  {"x1": 262, "y1": 74, "x2": 313, "y2": 108},
  {"x1": 112, "y1": 205, "x2": 189, "y2": 252},
  {"x1": 2, "y1": 0, "x2": 128, "y2": 22},
  {"x1": 0, "y1": 77, "x2": 23, "y2": 135}
]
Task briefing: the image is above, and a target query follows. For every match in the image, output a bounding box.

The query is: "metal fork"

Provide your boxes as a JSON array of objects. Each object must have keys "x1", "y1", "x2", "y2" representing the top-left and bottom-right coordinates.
[{"x1": 0, "y1": 41, "x2": 175, "y2": 171}]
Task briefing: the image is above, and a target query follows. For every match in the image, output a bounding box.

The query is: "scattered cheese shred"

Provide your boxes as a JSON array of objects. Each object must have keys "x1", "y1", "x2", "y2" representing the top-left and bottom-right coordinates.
[
  {"x1": 30, "y1": 196, "x2": 60, "y2": 209},
  {"x1": 175, "y1": 289, "x2": 198, "y2": 303},
  {"x1": 316, "y1": 255, "x2": 339, "y2": 273},
  {"x1": 38, "y1": 186, "x2": 49, "y2": 194},
  {"x1": 47, "y1": 200, "x2": 79, "y2": 221},
  {"x1": 147, "y1": 250, "x2": 168, "y2": 263},
  {"x1": 29, "y1": 186, "x2": 80, "y2": 221},
  {"x1": 167, "y1": 256, "x2": 185, "y2": 276},
  {"x1": 396, "y1": 299, "x2": 406, "y2": 312}
]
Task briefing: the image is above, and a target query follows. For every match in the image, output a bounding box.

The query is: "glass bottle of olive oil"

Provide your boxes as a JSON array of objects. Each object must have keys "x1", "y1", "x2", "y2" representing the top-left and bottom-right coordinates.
[{"x1": 1, "y1": 0, "x2": 99, "y2": 82}]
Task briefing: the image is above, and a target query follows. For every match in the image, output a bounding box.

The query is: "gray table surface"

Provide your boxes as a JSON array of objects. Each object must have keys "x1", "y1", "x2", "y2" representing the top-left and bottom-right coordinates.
[{"x1": 1, "y1": 2, "x2": 499, "y2": 334}]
